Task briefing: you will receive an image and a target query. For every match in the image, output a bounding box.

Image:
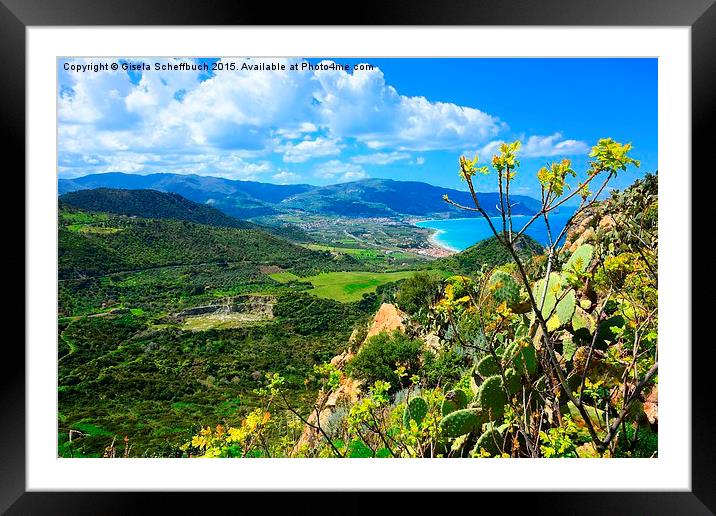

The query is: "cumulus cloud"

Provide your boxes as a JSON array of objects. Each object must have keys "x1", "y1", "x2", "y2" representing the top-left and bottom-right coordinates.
[
  {"x1": 57, "y1": 57, "x2": 511, "y2": 177},
  {"x1": 57, "y1": 58, "x2": 587, "y2": 182},
  {"x1": 272, "y1": 170, "x2": 301, "y2": 184},
  {"x1": 281, "y1": 137, "x2": 342, "y2": 163},
  {"x1": 351, "y1": 152, "x2": 411, "y2": 165},
  {"x1": 474, "y1": 132, "x2": 590, "y2": 161},
  {"x1": 312, "y1": 63, "x2": 504, "y2": 150},
  {"x1": 520, "y1": 133, "x2": 591, "y2": 157},
  {"x1": 314, "y1": 160, "x2": 368, "y2": 182}
]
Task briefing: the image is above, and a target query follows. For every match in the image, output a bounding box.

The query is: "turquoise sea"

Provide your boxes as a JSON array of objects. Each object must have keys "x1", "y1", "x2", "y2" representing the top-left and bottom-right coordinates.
[{"x1": 415, "y1": 211, "x2": 576, "y2": 251}]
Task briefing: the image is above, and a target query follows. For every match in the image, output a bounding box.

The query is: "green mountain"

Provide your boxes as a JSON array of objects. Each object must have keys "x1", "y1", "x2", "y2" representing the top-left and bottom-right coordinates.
[
  {"x1": 279, "y1": 178, "x2": 542, "y2": 218},
  {"x1": 58, "y1": 173, "x2": 312, "y2": 219},
  {"x1": 59, "y1": 188, "x2": 310, "y2": 242},
  {"x1": 58, "y1": 206, "x2": 356, "y2": 280},
  {"x1": 58, "y1": 173, "x2": 542, "y2": 220},
  {"x1": 60, "y1": 188, "x2": 262, "y2": 229},
  {"x1": 437, "y1": 234, "x2": 544, "y2": 274}
]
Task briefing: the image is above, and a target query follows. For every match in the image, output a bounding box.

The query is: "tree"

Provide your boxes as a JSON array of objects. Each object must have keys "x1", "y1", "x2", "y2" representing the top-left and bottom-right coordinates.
[{"x1": 395, "y1": 271, "x2": 443, "y2": 316}]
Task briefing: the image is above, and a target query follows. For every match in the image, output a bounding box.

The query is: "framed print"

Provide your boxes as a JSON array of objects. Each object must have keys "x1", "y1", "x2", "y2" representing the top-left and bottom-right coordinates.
[{"x1": 4, "y1": 0, "x2": 713, "y2": 512}]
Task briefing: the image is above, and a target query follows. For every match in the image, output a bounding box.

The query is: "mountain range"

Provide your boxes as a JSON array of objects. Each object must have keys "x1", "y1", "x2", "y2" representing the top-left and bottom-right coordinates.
[{"x1": 58, "y1": 173, "x2": 542, "y2": 220}]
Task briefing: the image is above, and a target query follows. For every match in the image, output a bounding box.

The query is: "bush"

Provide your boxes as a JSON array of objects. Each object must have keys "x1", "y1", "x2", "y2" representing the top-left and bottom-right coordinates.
[
  {"x1": 421, "y1": 348, "x2": 467, "y2": 388},
  {"x1": 395, "y1": 271, "x2": 443, "y2": 315},
  {"x1": 346, "y1": 330, "x2": 423, "y2": 390}
]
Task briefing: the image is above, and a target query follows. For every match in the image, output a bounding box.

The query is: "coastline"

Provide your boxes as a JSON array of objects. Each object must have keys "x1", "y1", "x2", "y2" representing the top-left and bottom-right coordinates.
[{"x1": 425, "y1": 228, "x2": 460, "y2": 254}]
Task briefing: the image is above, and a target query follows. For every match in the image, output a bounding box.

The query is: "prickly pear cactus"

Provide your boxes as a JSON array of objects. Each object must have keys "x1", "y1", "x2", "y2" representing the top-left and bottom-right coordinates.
[
  {"x1": 475, "y1": 425, "x2": 503, "y2": 456},
  {"x1": 476, "y1": 354, "x2": 500, "y2": 378},
  {"x1": 502, "y1": 367, "x2": 522, "y2": 396},
  {"x1": 478, "y1": 375, "x2": 507, "y2": 419},
  {"x1": 555, "y1": 290, "x2": 576, "y2": 326},
  {"x1": 533, "y1": 272, "x2": 564, "y2": 320},
  {"x1": 403, "y1": 396, "x2": 429, "y2": 427},
  {"x1": 562, "y1": 337, "x2": 577, "y2": 362},
  {"x1": 439, "y1": 408, "x2": 485, "y2": 437},
  {"x1": 571, "y1": 305, "x2": 596, "y2": 335},
  {"x1": 506, "y1": 341, "x2": 538, "y2": 377},
  {"x1": 564, "y1": 244, "x2": 594, "y2": 275},
  {"x1": 488, "y1": 270, "x2": 520, "y2": 306},
  {"x1": 441, "y1": 389, "x2": 468, "y2": 416}
]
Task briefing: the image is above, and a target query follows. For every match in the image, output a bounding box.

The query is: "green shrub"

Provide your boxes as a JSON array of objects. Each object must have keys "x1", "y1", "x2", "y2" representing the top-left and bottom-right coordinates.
[
  {"x1": 421, "y1": 348, "x2": 467, "y2": 387},
  {"x1": 346, "y1": 330, "x2": 423, "y2": 390},
  {"x1": 395, "y1": 271, "x2": 443, "y2": 315}
]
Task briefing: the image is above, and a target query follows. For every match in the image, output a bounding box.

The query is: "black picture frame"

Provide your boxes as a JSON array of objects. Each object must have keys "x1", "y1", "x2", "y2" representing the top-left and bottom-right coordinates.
[{"x1": 3, "y1": 0, "x2": 712, "y2": 513}]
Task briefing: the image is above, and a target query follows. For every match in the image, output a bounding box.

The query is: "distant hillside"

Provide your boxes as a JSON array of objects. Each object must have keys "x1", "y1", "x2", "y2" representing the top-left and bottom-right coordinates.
[
  {"x1": 60, "y1": 188, "x2": 262, "y2": 229},
  {"x1": 59, "y1": 188, "x2": 310, "y2": 242},
  {"x1": 58, "y1": 173, "x2": 541, "y2": 220},
  {"x1": 280, "y1": 178, "x2": 542, "y2": 218},
  {"x1": 59, "y1": 173, "x2": 313, "y2": 219},
  {"x1": 58, "y1": 208, "x2": 357, "y2": 280},
  {"x1": 437, "y1": 235, "x2": 544, "y2": 274}
]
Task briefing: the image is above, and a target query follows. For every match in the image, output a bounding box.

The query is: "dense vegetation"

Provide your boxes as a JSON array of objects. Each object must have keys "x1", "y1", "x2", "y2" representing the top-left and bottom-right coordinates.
[
  {"x1": 58, "y1": 207, "x2": 358, "y2": 280},
  {"x1": 436, "y1": 234, "x2": 543, "y2": 274},
  {"x1": 183, "y1": 139, "x2": 658, "y2": 459},
  {"x1": 60, "y1": 188, "x2": 262, "y2": 229},
  {"x1": 58, "y1": 292, "x2": 381, "y2": 457}
]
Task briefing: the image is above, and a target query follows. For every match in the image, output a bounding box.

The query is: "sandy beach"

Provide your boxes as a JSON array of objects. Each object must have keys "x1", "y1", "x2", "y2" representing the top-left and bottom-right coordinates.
[{"x1": 403, "y1": 228, "x2": 457, "y2": 258}]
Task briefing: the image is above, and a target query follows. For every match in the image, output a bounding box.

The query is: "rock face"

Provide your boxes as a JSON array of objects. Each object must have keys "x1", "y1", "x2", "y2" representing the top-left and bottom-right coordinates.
[
  {"x1": 563, "y1": 206, "x2": 620, "y2": 254},
  {"x1": 177, "y1": 295, "x2": 275, "y2": 318},
  {"x1": 291, "y1": 303, "x2": 408, "y2": 456},
  {"x1": 643, "y1": 385, "x2": 658, "y2": 426},
  {"x1": 366, "y1": 303, "x2": 407, "y2": 338},
  {"x1": 563, "y1": 211, "x2": 596, "y2": 254}
]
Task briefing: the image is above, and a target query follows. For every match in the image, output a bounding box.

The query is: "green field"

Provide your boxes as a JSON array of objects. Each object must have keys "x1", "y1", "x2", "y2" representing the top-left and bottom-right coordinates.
[{"x1": 270, "y1": 270, "x2": 417, "y2": 302}]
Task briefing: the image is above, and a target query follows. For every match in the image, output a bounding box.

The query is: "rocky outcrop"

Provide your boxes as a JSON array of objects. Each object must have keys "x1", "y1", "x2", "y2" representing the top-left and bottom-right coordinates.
[
  {"x1": 563, "y1": 211, "x2": 596, "y2": 254},
  {"x1": 177, "y1": 295, "x2": 275, "y2": 318},
  {"x1": 291, "y1": 303, "x2": 408, "y2": 456},
  {"x1": 643, "y1": 385, "x2": 658, "y2": 426},
  {"x1": 366, "y1": 303, "x2": 407, "y2": 338},
  {"x1": 424, "y1": 332, "x2": 442, "y2": 353}
]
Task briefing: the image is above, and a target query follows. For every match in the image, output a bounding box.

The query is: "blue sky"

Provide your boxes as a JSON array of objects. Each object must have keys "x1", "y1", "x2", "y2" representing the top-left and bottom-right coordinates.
[{"x1": 58, "y1": 57, "x2": 656, "y2": 198}]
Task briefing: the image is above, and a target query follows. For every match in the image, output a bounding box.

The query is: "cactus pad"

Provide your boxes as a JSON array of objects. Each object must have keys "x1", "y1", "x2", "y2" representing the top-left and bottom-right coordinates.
[
  {"x1": 555, "y1": 290, "x2": 577, "y2": 326},
  {"x1": 476, "y1": 354, "x2": 500, "y2": 378},
  {"x1": 439, "y1": 408, "x2": 486, "y2": 437},
  {"x1": 403, "y1": 396, "x2": 429, "y2": 427},
  {"x1": 502, "y1": 368, "x2": 522, "y2": 396},
  {"x1": 475, "y1": 425, "x2": 503, "y2": 456},
  {"x1": 564, "y1": 244, "x2": 594, "y2": 275},
  {"x1": 441, "y1": 389, "x2": 468, "y2": 416},
  {"x1": 488, "y1": 270, "x2": 520, "y2": 306},
  {"x1": 533, "y1": 272, "x2": 565, "y2": 320},
  {"x1": 571, "y1": 306, "x2": 596, "y2": 334},
  {"x1": 478, "y1": 375, "x2": 507, "y2": 419},
  {"x1": 507, "y1": 341, "x2": 538, "y2": 377}
]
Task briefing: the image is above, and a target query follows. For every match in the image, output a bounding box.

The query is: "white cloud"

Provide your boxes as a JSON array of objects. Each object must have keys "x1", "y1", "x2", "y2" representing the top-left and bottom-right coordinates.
[
  {"x1": 281, "y1": 137, "x2": 342, "y2": 163},
  {"x1": 272, "y1": 170, "x2": 301, "y2": 184},
  {"x1": 314, "y1": 160, "x2": 368, "y2": 182},
  {"x1": 351, "y1": 152, "x2": 411, "y2": 165},
  {"x1": 58, "y1": 57, "x2": 510, "y2": 177},
  {"x1": 313, "y1": 63, "x2": 504, "y2": 150},
  {"x1": 58, "y1": 58, "x2": 588, "y2": 181},
  {"x1": 57, "y1": 149, "x2": 271, "y2": 180},
  {"x1": 473, "y1": 132, "x2": 590, "y2": 161},
  {"x1": 520, "y1": 133, "x2": 590, "y2": 157}
]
